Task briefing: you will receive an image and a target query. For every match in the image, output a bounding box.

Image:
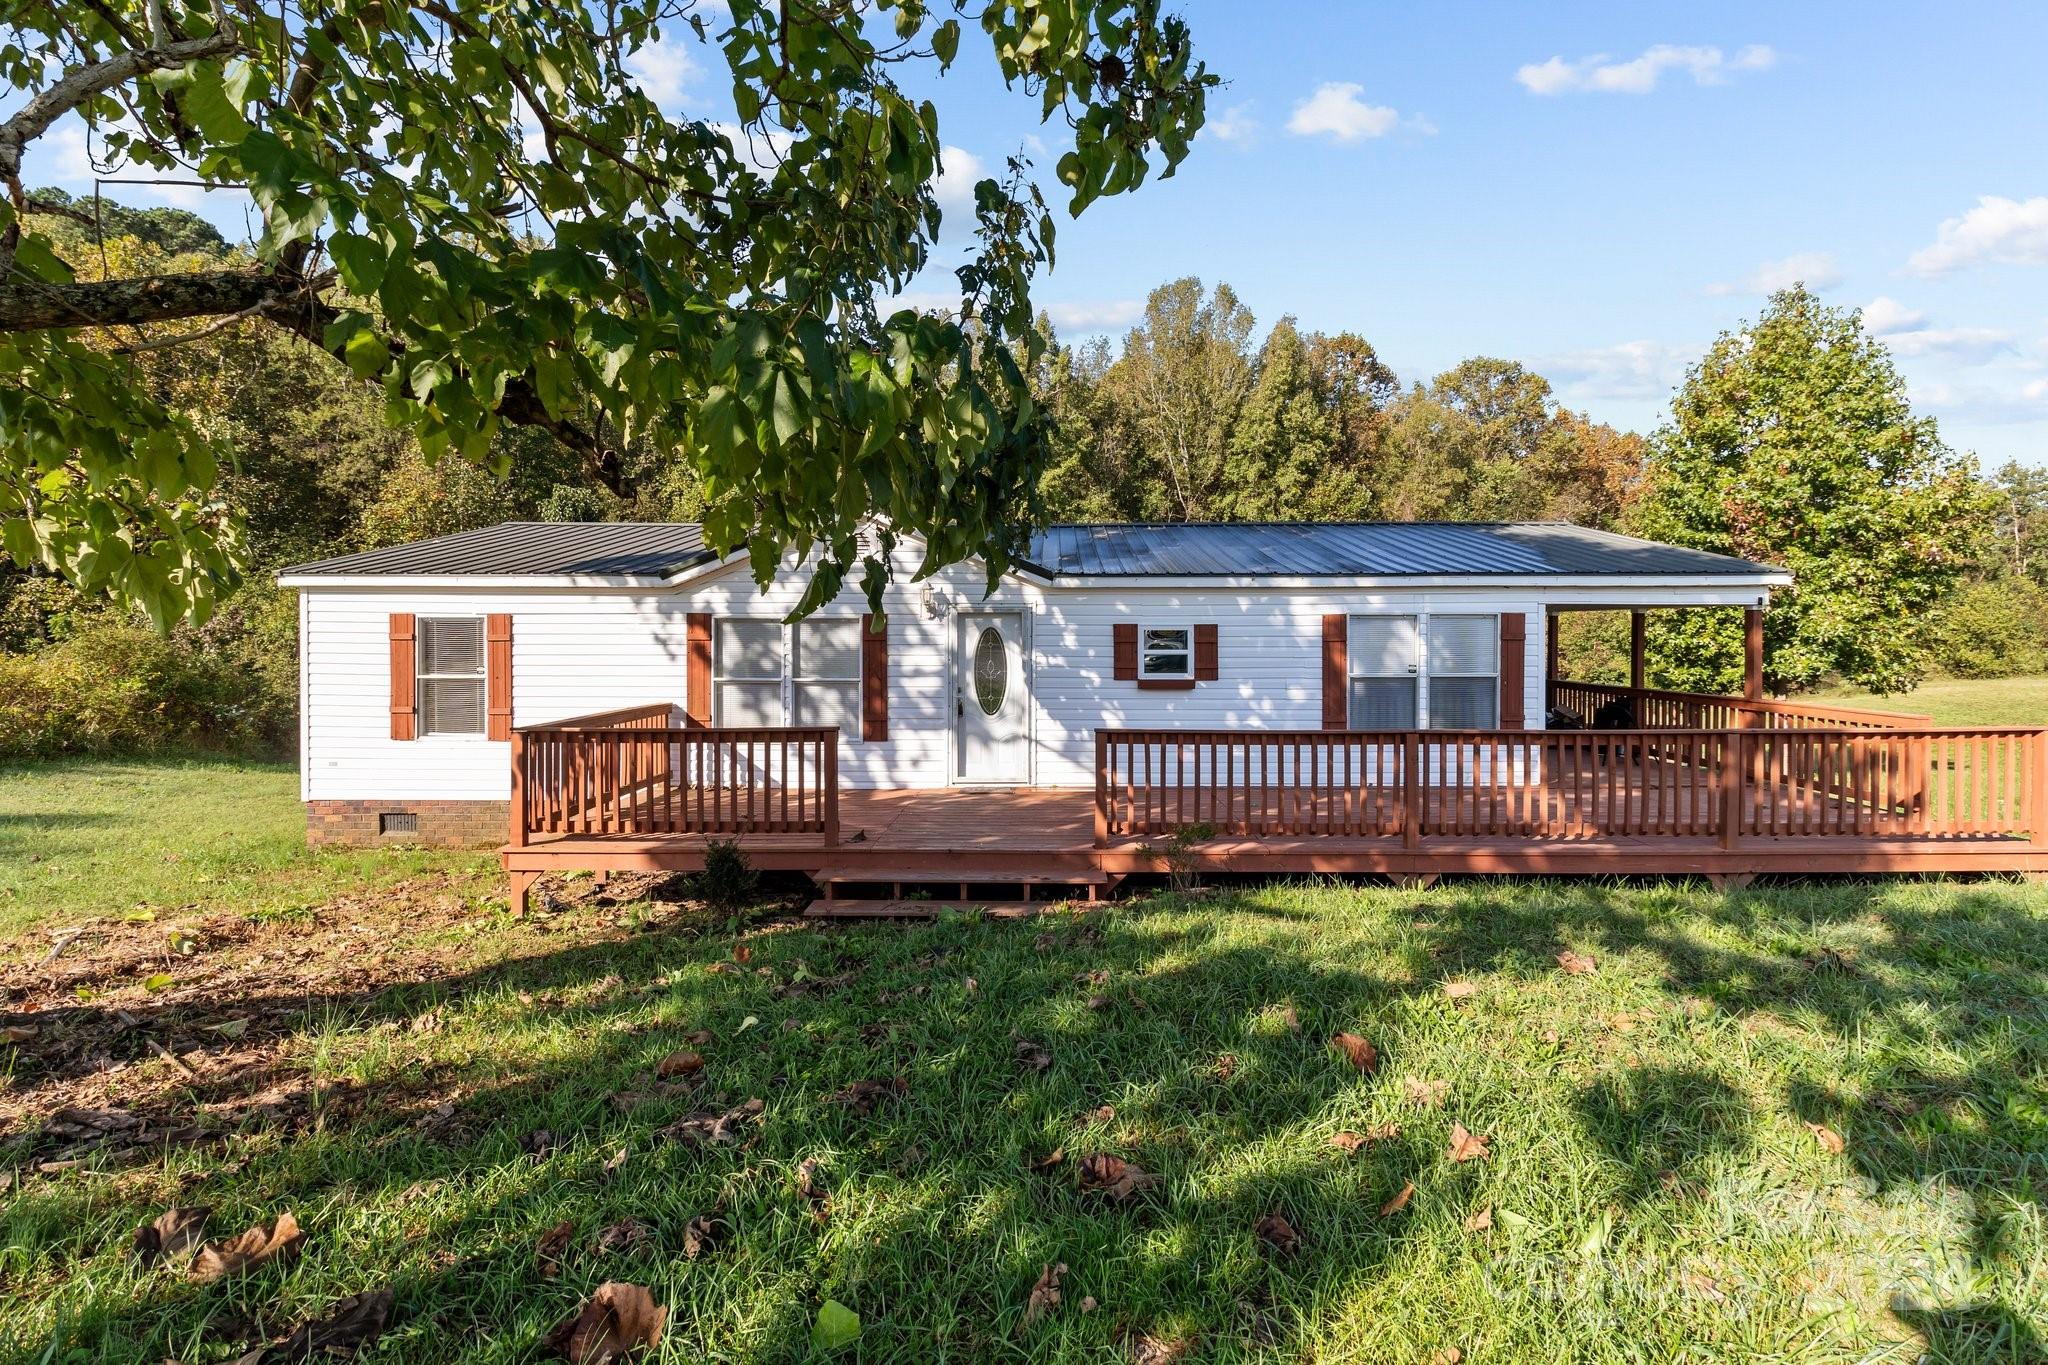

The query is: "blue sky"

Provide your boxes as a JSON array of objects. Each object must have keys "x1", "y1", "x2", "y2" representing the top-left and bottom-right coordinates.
[{"x1": 25, "y1": 1, "x2": 2048, "y2": 467}]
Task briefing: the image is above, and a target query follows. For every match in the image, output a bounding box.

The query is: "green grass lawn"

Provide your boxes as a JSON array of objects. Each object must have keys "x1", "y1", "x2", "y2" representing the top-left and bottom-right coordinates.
[
  {"x1": 4, "y1": 760, "x2": 2048, "y2": 1362},
  {"x1": 1807, "y1": 674, "x2": 2048, "y2": 727}
]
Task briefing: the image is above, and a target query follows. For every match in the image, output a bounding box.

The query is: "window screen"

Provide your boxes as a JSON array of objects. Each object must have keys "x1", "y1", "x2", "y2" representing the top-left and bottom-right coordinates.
[
  {"x1": 1347, "y1": 615, "x2": 1417, "y2": 730},
  {"x1": 1427, "y1": 614, "x2": 1498, "y2": 730},
  {"x1": 716, "y1": 620, "x2": 782, "y2": 725},
  {"x1": 793, "y1": 618, "x2": 862, "y2": 734},
  {"x1": 417, "y1": 618, "x2": 485, "y2": 736}
]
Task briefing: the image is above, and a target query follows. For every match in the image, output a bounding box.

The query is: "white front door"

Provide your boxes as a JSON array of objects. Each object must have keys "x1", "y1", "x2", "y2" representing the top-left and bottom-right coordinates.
[{"x1": 956, "y1": 611, "x2": 1027, "y2": 783}]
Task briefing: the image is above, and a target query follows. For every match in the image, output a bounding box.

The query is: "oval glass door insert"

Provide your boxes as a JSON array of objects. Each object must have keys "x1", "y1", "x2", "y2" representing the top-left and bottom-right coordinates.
[{"x1": 973, "y1": 626, "x2": 1007, "y2": 715}]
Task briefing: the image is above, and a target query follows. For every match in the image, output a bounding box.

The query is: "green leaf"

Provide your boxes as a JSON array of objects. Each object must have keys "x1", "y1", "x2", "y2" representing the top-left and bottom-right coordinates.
[
  {"x1": 769, "y1": 369, "x2": 806, "y2": 445},
  {"x1": 932, "y1": 20, "x2": 960, "y2": 65},
  {"x1": 180, "y1": 63, "x2": 251, "y2": 143},
  {"x1": 342, "y1": 327, "x2": 390, "y2": 379},
  {"x1": 327, "y1": 232, "x2": 388, "y2": 295},
  {"x1": 142, "y1": 973, "x2": 175, "y2": 993},
  {"x1": 810, "y1": 1300, "x2": 860, "y2": 1352}
]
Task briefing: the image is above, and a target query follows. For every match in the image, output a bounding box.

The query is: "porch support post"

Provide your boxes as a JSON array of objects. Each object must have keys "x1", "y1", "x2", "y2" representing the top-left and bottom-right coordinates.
[
  {"x1": 1545, "y1": 612, "x2": 1561, "y2": 708},
  {"x1": 1743, "y1": 607, "x2": 1765, "y2": 701},
  {"x1": 1629, "y1": 611, "x2": 1647, "y2": 694}
]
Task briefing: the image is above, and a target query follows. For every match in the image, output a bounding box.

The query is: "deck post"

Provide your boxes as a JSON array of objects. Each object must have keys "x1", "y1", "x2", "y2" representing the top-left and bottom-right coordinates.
[
  {"x1": 1719, "y1": 728, "x2": 1746, "y2": 850},
  {"x1": 1093, "y1": 731, "x2": 1110, "y2": 848},
  {"x1": 508, "y1": 729, "x2": 528, "y2": 849},
  {"x1": 1402, "y1": 732, "x2": 1422, "y2": 849},
  {"x1": 1545, "y1": 613, "x2": 1561, "y2": 710},
  {"x1": 822, "y1": 732, "x2": 840, "y2": 847},
  {"x1": 1629, "y1": 611, "x2": 1647, "y2": 700},
  {"x1": 1743, "y1": 607, "x2": 1765, "y2": 702},
  {"x1": 2031, "y1": 728, "x2": 2048, "y2": 847}
]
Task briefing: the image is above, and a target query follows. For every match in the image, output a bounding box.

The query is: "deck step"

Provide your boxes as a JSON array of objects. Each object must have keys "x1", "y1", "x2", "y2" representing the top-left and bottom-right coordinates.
[
  {"x1": 809, "y1": 866, "x2": 1110, "y2": 887},
  {"x1": 803, "y1": 899, "x2": 1045, "y2": 920}
]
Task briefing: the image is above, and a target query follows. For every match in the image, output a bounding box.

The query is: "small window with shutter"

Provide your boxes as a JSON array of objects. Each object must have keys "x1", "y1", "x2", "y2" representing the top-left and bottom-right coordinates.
[
  {"x1": 1347, "y1": 614, "x2": 1419, "y2": 729},
  {"x1": 1426, "y1": 614, "x2": 1499, "y2": 730},
  {"x1": 416, "y1": 617, "x2": 487, "y2": 736}
]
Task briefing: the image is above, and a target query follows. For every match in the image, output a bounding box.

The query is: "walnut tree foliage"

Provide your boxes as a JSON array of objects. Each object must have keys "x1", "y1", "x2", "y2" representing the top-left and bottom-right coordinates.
[
  {"x1": 1635, "y1": 286, "x2": 1994, "y2": 695},
  {"x1": 0, "y1": 0, "x2": 1214, "y2": 626}
]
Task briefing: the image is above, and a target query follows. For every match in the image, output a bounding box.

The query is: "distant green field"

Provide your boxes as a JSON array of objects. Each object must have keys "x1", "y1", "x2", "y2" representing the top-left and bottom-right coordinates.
[{"x1": 1807, "y1": 674, "x2": 2048, "y2": 727}]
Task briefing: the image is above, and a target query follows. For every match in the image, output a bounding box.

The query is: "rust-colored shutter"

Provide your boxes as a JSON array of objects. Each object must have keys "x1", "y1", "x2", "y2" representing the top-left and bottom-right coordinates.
[
  {"x1": 1194, "y1": 624, "x2": 1219, "y2": 681},
  {"x1": 485, "y1": 613, "x2": 513, "y2": 740},
  {"x1": 1321, "y1": 614, "x2": 1348, "y2": 730},
  {"x1": 1499, "y1": 612, "x2": 1526, "y2": 730},
  {"x1": 861, "y1": 612, "x2": 888, "y2": 741},
  {"x1": 1112, "y1": 623, "x2": 1137, "y2": 680},
  {"x1": 685, "y1": 612, "x2": 712, "y2": 726},
  {"x1": 389, "y1": 613, "x2": 417, "y2": 741}
]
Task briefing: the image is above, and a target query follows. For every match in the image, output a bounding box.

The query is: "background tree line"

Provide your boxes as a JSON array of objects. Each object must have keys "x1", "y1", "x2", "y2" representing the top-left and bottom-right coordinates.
[{"x1": 0, "y1": 202, "x2": 2033, "y2": 757}]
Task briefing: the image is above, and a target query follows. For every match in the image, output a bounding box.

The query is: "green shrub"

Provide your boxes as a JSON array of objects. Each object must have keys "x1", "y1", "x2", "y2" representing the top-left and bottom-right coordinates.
[
  {"x1": 0, "y1": 621, "x2": 293, "y2": 759},
  {"x1": 1927, "y1": 578, "x2": 2048, "y2": 679},
  {"x1": 692, "y1": 838, "x2": 760, "y2": 912}
]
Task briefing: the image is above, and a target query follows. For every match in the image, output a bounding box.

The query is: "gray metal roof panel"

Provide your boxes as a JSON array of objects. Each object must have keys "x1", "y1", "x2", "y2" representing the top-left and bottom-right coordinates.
[
  {"x1": 280, "y1": 522, "x2": 716, "y2": 578},
  {"x1": 1021, "y1": 522, "x2": 1780, "y2": 578}
]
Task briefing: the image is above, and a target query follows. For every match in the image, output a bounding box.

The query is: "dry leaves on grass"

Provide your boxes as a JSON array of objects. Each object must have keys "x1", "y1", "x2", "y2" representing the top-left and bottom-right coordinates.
[
  {"x1": 1806, "y1": 1121, "x2": 1847, "y2": 1155},
  {"x1": 1379, "y1": 1181, "x2": 1415, "y2": 1217},
  {"x1": 1402, "y1": 1077, "x2": 1450, "y2": 1109},
  {"x1": 1253, "y1": 1214, "x2": 1300, "y2": 1256},
  {"x1": 1129, "y1": 1331, "x2": 1192, "y2": 1365},
  {"x1": 591, "y1": 1219, "x2": 651, "y2": 1256},
  {"x1": 1330, "y1": 1032, "x2": 1379, "y2": 1074},
  {"x1": 189, "y1": 1211, "x2": 305, "y2": 1284},
  {"x1": 1463, "y1": 1205, "x2": 1494, "y2": 1234},
  {"x1": 1445, "y1": 1122, "x2": 1491, "y2": 1164},
  {"x1": 536, "y1": 1221, "x2": 575, "y2": 1278},
  {"x1": 543, "y1": 1282, "x2": 666, "y2": 1364},
  {"x1": 655, "y1": 1050, "x2": 704, "y2": 1079},
  {"x1": 680, "y1": 1214, "x2": 720, "y2": 1260},
  {"x1": 132, "y1": 1206, "x2": 210, "y2": 1266},
  {"x1": 237, "y1": 1288, "x2": 394, "y2": 1365},
  {"x1": 795, "y1": 1157, "x2": 829, "y2": 1218},
  {"x1": 1076, "y1": 1154, "x2": 1162, "y2": 1201},
  {"x1": 1030, "y1": 1146, "x2": 1065, "y2": 1171},
  {"x1": 828, "y1": 1077, "x2": 908, "y2": 1116},
  {"x1": 1327, "y1": 1125, "x2": 1400, "y2": 1153},
  {"x1": 1556, "y1": 950, "x2": 1598, "y2": 976},
  {"x1": 1024, "y1": 1261, "x2": 1067, "y2": 1326},
  {"x1": 2, "y1": 1024, "x2": 37, "y2": 1044},
  {"x1": 658, "y1": 1098, "x2": 763, "y2": 1148},
  {"x1": 1015, "y1": 1040, "x2": 1052, "y2": 1072},
  {"x1": 520, "y1": 1129, "x2": 561, "y2": 1162},
  {"x1": 1443, "y1": 981, "x2": 1478, "y2": 1003}
]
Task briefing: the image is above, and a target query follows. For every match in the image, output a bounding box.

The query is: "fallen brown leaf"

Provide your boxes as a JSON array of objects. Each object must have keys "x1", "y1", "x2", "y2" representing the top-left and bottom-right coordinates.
[
  {"x1": 1253, "y1": 1213, "x2": 1300, "y2": 1256},
  {"x1": 1024, "y1": 1261, "x2": 1066, "y2": 1326},
  {"x1": 1030, "y1": 1147, "x2": 1066, "y2": 1171},
  {"x1": 733, "y1": 943, "x2": 753, "y2": 964},
  {"x1": 602, "y1": 1147, "x2": 629, "y2": 1179},
  {"x1": 543, "y1": 1281, "x2": 666, "y2": 1364},
  {"x1": 1081, "y1": 1295, "x2": 1099, "y2": 1313},
  {"x1": 1556, "y1": 949, "x2": 1598, "y2": 976},
  {"x1": 133, "y1": 1206, "x2": 210, "y2": 1266},
  {"x1": 795, "y1": 1157, "x2": 829, "y2": 1218},
  {"x1": 520, "y1": 1129, "x2": 560, "y2": 1161},
  {"x1": 1327, "y1": 1124, "x2": 1400, "y2": 1153},
  {"x1": 1433, "y1": 1350, "x2": 1464, "y2": 1365},
  {"x1": 1806, "y1": 1121, "x2": 1846, "y2": 1155},
  {"x1": 658, "y1": 1098, "x2": 764, "y2": 1148},
  {"x1": 1402, "y1": 1077, "x2": 1450, "y2": 1109},
  {"x1": 1445, "y1": 1122, "x2": 1491, "y2": 1164},
  {"x1": 828, "y1": 1077, "x2": 908, "y2": 1116},
  {"x1": 2, "y1": 1024, "x2": 37, "y2": 1044},
  {"x1": 1443, "y1": 981, "x2": 1478, "y2": 1002},
  {"x1": 536, "y1": 1220, "x2": 575, "y2": 1278},
  {"x1": 681, "y1": 1215, "x2": 720, "y2": 1261},
  {"x1": 655, "y1": 1050, "x2": 704, "y2": 1078},
  {"x1": 1331, "y1": 1031, "x2": 1379, "y2": 1074},
  {"x1": 1213, "y1": 1053, "x2": 1237, "y2": 1082},
  {"x1": 1129, "y1": 1331, "x2": 1191, "y2": 1365},
  {"x1": 1015, "y1": 1040, "x2": 1052, "y2": 1072},
  {"x1": 1278, "y1": 1004, "x2": 1301, "y2": 1033},
  {"x1": 189, "y1": 1211, "x2": 305, "y2": 1284},
  {"x1": 1463, "y1": 1205, "x2": 1493, "y2": 1233},
  {"x1": 1378, "y1": 1181, "x2": 1415, "y2": 1217},
  {"x1": 591, "y1": 1219, "x2": 651, "y2": 1256},
  {"x1": 1077, "y1": 1153, "x2": 1162, "y2": 1201},
  {"x1": 268, "y1": 1288, "x2": 394, "y2": 1362}
]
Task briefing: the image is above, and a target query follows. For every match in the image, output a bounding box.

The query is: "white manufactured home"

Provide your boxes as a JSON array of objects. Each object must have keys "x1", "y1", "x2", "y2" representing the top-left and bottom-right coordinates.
[{"x1": 280, "y1": 520, "x2": 2046, "y2": 907}]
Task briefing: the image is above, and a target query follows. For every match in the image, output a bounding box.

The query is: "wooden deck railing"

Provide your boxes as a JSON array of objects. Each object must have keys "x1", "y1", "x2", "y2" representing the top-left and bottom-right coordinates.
[
  {"x1": 1548, "y1": 680, "x2": 1929, "y2": 731},
  {"x1": 1095, "y1": 727, "x2": 2048, "y2": 846},
  {"x1": 510, "y1": 720, "x2": 838, "y2": 845}
]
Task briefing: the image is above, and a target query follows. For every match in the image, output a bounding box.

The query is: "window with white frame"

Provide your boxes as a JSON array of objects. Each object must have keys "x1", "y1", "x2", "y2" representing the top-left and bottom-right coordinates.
[
  {"x1": 1138, "y1": 625, "x2": 1193, "y2": 680},
  {"x1": 1427, "y1": 614, "x2": 1498, "y2": 730},
  {"x1": 1348, "y1": 614, "x2": 1418, "y2": 729},
  {"x1": 417, "y1": 617, "x2": 486, "y2": 736},
  {"x1": 714, "y1": 618, "x2": 863, "y2": 735}
]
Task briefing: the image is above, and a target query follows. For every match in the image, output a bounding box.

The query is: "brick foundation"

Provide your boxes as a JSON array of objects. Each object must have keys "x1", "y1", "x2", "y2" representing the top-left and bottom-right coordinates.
[{"x1": 306, "y1": 799, "x2": 509, "y2": 848}]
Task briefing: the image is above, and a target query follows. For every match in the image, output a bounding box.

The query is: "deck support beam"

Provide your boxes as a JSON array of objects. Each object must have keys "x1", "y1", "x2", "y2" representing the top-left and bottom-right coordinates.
[
  {"x1": 1743, "y1": 607, "x2": 1765, "y2": 702},
  {"x1": 1629, "y1": 611, "x2": 1647, "y2": 693}
]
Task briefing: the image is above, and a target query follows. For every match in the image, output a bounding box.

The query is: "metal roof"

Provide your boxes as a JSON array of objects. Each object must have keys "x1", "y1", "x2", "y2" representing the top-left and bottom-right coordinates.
[
  {"x1": 280, "y1": 522, "x2": 714, "y2": 578},
  {"x1": 281, "y1": 519, "x2": 1780, "y2": 581},
  {"x1": 1019, "y1": 522, "x2": 1780, "y2": 579}
]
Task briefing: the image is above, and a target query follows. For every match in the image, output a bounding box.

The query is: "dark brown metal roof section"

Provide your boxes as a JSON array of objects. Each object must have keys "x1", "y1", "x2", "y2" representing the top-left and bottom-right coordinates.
[{"x1": 281, "y1": 522, "x2": 716, "y2": 578}]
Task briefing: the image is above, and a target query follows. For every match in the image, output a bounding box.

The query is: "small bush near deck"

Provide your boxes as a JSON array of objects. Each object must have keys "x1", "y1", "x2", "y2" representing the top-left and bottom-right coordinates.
[{"x1": 691, "y1": 837, "x2": 760, "y2": 912}]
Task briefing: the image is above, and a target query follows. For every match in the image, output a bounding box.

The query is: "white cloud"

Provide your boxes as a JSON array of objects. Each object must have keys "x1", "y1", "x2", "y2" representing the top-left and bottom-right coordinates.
[
  {"x1": 1908, "y1": 195, "x2": 2048, "y2": 276},
  {"x1": 1517, "y1": 43, "x2": 1777, "y2": 96},
  {"x1": 1908, "y1": 378, "x2": 2048, "y2": 426},
  {"x1": 624, "y1": 28, "x2": 699, "y2": 109},
  {"x1": 933, "y1": 144, "x2": 986, "y2": 214},
  {"x1": 1705, "y1": 251, "x2": 1842, "y2": 296},
  {"x1": 22, "y1": 121, "x2": 92, "y2": 186},
  {"x1": 1860, "y1": 296, "x2": 1925, "y2": 335},
  {"x1": 880, "y1": 289, "x2": 964, "y2": 317},
  {"x1": 1884, "y1": 325, "x2": 2016, "y2": 360},
  {"x1": 1206, "y1": 102, "x2": 1258, "y2": 144},
  {"x1": 1542, "y1": 339, "x2": 1693, "y2": 400},
  {"x1": 1044, "y1": 299, "x2": 1144, "y2": 333},
  {"x1": 1286, "y1": 83, "x2": 1400, "y2": 142}
]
